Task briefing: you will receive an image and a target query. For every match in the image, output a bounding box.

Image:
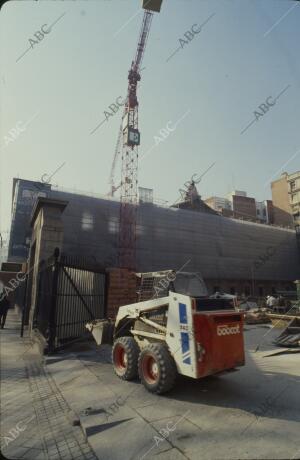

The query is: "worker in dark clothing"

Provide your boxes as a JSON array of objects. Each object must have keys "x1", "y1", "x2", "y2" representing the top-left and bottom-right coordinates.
[{"x1": 0, "y1": 293, "x2": 10, "y2": 329}]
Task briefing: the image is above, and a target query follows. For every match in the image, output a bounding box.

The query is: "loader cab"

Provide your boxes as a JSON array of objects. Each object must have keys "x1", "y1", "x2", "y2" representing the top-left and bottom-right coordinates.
[{"x1": 137, "y1": 271, "x2": 237, "y2": 310}]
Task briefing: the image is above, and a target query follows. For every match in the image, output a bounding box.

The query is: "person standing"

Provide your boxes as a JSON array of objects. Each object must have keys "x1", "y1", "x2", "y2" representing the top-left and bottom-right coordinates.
[{"x1": 0, "y1": 293, "x2": 10, "y2": 329}]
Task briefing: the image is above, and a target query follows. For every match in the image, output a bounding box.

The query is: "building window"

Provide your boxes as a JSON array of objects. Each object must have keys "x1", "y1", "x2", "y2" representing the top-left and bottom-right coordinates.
[
  {"x1": 257, "y1": 209, "x2": 260, "y2": 216},
  {"x1": 108, "y1": 218, "x2": 119, "y2": 234},
  {"x1": 290, "y1": 181, "x2": 295, "y2": 192},
  {"x1": 81, "y1": 212, "x2": 94, "y2": 231}
]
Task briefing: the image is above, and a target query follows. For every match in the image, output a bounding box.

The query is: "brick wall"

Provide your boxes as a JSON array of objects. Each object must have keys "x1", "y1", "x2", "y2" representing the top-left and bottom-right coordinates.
[{"x1": 106, "y1": 268, "x2": 137, "y2": 319}]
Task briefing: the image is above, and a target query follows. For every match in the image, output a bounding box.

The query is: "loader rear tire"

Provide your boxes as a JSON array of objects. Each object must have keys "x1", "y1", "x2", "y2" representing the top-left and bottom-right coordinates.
[
  {"x1": 138, "y1": 343, "x2": 177, "y2": 394},
  {"x1": 112, "y1": 336, "x2": 139, "y2": 381}
]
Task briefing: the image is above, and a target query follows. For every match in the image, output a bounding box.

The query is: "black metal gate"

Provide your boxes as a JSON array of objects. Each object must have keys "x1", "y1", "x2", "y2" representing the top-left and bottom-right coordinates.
[{"x1": 33, "y1": 250, "x2": 107, "y2": 352}]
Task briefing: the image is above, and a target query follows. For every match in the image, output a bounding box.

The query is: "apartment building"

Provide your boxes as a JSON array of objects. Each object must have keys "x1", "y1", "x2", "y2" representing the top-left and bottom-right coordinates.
[
  {"x1": 203, "y1": 196, "x2": 231, "y2": 214},
  {"x1": 271, "y1": 171, "x2": 300, "y2": 228},
  {"x1": 288, "y1": 171, "x2": 300, "y2": 226},
  {"x1": 205, "y1": 191, "x2": 273, "y2": 224},
  {"x1": 229, "y1": 191, "x2": 257, "y2": 220}
]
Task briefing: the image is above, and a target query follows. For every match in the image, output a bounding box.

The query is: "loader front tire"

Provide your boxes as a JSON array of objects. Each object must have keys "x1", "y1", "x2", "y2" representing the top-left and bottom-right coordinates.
[
  {"x1": 112, "y1": 336, "x2": 139, "y2": 381},
  {"x1": 138, "y1": 343, "x2": 177, "y2": 394}
]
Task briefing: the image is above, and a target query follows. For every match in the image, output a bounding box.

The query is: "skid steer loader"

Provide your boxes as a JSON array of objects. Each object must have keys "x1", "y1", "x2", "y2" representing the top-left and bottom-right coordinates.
[{"x1": 87, "y1": 271, "x2": 245, "y2": 394}]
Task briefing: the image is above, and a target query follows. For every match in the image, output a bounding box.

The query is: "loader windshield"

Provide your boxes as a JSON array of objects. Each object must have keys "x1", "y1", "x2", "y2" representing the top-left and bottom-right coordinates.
[{"x1": 172, "y1": 272, "x2": 208, "y2": 297}]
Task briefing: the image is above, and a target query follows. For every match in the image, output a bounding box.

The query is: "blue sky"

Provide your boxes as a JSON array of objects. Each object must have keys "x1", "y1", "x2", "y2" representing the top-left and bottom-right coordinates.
[{"x1": 0, "y1": 0, "x2": 299, "y2": 235}]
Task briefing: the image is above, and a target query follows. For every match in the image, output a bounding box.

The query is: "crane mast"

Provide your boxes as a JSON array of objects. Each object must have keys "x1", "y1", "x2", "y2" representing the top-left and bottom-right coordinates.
[
  {"x1": 118, "y1": 8, "x2": 155, "y2": 270},
  {"x1": 109, "y1": 123, "x2": 123, "y2": 196}
]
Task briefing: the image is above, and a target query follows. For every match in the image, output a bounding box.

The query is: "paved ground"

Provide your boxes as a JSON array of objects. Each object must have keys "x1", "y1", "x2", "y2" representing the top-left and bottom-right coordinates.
[
  {"x1": 1, "y1": 310, "x2": 300, "y2": 460},
  {"x1": 0, "y1": 310, "x2": 98, "y2": 460},
  {"x1": 45, "y1": 322, "x2": 300, "y2": 460}
]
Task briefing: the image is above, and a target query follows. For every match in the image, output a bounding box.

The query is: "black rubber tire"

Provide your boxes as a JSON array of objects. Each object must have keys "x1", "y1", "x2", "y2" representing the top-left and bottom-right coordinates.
[
  {"x1": 112, "y1": 336, "x2": 139, "y2": 380},
  {"x1": 138, "y1": 343, "x2": 177, "y2": 394}
]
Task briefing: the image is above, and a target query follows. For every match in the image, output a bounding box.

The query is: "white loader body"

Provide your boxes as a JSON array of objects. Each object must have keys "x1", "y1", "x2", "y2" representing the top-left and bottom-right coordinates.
[{"x1": 115, "y1": 292, "x2": 198, "y2": 378}]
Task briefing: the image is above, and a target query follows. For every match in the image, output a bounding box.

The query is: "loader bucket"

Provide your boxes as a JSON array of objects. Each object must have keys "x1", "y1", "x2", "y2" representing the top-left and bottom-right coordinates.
[{"x1": 86, "y1": 319, "x2": 114, "y2": 345}]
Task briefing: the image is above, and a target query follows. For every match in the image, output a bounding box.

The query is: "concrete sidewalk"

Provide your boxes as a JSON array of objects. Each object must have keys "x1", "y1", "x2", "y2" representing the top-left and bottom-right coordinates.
[
  {"x1": 2, "y1": 310, "x2": 300, "y2": 460},
  {"x1": 45, "y1": 347, "x2": 187, "y2": 460},
  {"x1": 0, "y1": 309, "x2": 98, "y2": 460},
  {"x1": 44, "y1": 324, "x2": 300, "y2": 460}
]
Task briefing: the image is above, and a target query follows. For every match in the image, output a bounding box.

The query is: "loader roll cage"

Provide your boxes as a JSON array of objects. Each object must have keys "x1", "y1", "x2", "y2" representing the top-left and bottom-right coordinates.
[
  {"x1": 136, "y1": 270, "x2": 208, "y2": 301},
  {"x1": 136, "y1": 271, "x2": 237, "y2": 311}
]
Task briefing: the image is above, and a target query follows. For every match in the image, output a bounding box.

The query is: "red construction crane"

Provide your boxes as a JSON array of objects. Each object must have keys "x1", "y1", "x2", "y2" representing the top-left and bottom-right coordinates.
[{"x1": 117, "y1": 0, "x2": 163, "y2": 270}]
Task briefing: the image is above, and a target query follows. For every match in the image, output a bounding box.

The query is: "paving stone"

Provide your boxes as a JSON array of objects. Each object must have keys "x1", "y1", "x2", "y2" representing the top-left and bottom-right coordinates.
[{"x1": 0, "y1": 311, "x2": 99, "y2": 460}]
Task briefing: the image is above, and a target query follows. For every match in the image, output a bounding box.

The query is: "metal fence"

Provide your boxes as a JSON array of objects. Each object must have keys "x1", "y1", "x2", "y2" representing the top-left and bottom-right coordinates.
[{"x1": 32, "y1": 251, "x2": 107, "y2": 352}]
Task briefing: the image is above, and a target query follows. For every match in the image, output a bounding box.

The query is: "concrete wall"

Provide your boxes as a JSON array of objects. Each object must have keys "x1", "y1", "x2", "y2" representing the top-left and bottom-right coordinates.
[
  {"x1": 204, "y1": 278, "x2": 293, "y2": 297},
  {"x1": 28, "y1": 198, "x2": 67, "y2": 330}
]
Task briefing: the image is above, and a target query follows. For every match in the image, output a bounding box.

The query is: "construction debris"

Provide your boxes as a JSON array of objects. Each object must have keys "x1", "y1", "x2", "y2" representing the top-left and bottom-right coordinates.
[
  {"x1": 244, "y1": 308, "x2": 270, "y2": 324},
  {"x1": 268, "y1": 313, "x2": 299, "y2": 328},
  {"x1": 273, "y1": 317, "x2": 300, "y2": 348},
  {"x1": 263, "y1": 349, "x2": 300, "y2": 357}
]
